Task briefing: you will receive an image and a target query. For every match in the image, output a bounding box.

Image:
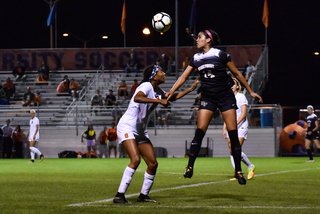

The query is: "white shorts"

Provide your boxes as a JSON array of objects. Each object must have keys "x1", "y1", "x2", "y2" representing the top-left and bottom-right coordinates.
[
  {"x1": 117, "y1": 126, "x2": 150, "y2": 145},
  {"x1": 28, "y1": 137, "x2": 39, "y2": 142},
  {"x1": 108, "y1": 140, "x2": 117, "y2": 147},
  {"x1": 227, "y1": 127, "x2": 248, "y2": 140}
]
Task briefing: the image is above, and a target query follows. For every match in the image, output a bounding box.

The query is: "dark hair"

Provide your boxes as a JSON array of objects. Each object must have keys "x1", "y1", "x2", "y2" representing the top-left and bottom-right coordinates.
[
  {"x1": 139, "y1": 65, "x2": 156, "y2": 85},
  {"x1": 202, "y1": 29, "x2": 221, "y2": 47},
  {"x1": 87, "y1": 124, "x2": 93, "y2": 132}
]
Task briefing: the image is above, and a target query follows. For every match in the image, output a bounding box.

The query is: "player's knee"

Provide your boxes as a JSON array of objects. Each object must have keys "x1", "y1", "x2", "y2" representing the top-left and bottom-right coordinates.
[
  {"x1": 130, "y1": 155, "x2": 141, "y2": 168},
  {"x1": 148, "y1": 160, "x2": 158, "y2": 171}
]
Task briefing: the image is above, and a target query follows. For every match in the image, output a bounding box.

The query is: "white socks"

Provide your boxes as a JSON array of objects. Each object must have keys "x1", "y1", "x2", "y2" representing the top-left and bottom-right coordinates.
[
  {"x1": 117, "y1": 166, "x2": 156, "y2": 196},
  {"x1": 230, "y1": 152, "x2": 253, "y2": 170},
  {"x1": 30, "y1": 147, "x2": 41, "y2": 160},
  {"x1": 241, "y1": 152, "x2": 253, "y2": 169},
  {"x1": 118, "y1": 166, "x2": 135, "y2": 193},
  {"x1": 141, "y1": 171, "x2": 155, "y2": 195}
]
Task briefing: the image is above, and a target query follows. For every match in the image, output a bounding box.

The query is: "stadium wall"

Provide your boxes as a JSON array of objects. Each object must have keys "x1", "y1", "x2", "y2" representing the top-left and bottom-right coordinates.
[{"x1": 35, "y1": 127, "x2": 275, "y2": 158}]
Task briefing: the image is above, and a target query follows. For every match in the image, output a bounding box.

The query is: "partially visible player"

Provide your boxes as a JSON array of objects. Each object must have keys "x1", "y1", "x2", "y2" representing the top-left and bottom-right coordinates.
[
  {"x1": 222, "y1": 77, "x2": 255, "y2": 180},
  {"x1": 113, "y1": 65, "x2": 199, "y2": 203},
  {"x1": 28, "y1": 109, "x2": 44, "y2": 163},
  {"x1": 303, "y1": 105, "x2": 320, "y2": 162}
]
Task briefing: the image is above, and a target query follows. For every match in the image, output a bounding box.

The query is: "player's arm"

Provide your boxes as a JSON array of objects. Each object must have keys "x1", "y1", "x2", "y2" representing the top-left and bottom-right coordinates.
[
  {"x1": 134, "y1": 91, "x2": 168, "y2": 106},
  {"x1": 222, "y1": 122, "x2": 227, "y2": 139},
  {"x1": 237, "y1": 104, "x2": 247, "y2": 125},
  {"x1": 166, "y1": 65, "x2": 194, "y2": 99},
  {"x1": 313, "y1": 120, "x2": 319, "y2": 132},
  {"x1": 33, "y1": 124, "x2": 39, "y2": 140},
  {"x1": 168, "y1": 78, "x2": 199, "y2": 101},
  {"x1": 81, "y1": 132, "x2": 84, "y2": 143},
  {"x1": 227, "y1": 61, "x2": 263, "y2": 103}
]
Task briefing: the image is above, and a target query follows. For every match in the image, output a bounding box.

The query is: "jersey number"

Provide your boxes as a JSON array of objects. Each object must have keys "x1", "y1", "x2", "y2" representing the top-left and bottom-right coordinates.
[{"x1": 204, "y1": 70, "x2": 215, "y2": 78}]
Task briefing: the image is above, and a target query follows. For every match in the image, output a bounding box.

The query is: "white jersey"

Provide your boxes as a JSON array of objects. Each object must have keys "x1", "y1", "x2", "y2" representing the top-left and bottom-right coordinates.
[
  {"x1": 29, "y1": 116, "x2": 40, "y2": 141},
  {"x1": 117, "y1": 82, "x2": 165, "y2": 143},
  {"x1": 235, "y1": 92, "x2": 248, "y2": 129}
]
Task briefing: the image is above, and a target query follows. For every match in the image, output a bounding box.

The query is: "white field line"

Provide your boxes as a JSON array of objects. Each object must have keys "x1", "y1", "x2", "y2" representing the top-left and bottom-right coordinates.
[
  {"x1": 82, "y1": 205, "x2": 320, "y2": 210},
  {"x1": 68, "y1": 167, "x2": 320, "y2": 207}
]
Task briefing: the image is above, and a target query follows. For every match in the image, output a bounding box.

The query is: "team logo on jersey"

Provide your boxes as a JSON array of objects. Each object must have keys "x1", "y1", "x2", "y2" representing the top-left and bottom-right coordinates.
[
  {"x1": 201, "y1": 101, "x2": 208, "y2": 107},
  {"x1": 125, "y1": 133, "x2": 128, "y2": 138}
]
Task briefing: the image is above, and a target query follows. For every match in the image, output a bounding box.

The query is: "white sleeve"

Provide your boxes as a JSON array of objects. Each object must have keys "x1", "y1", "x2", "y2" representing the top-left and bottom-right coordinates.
[
  {"x1": 238, "y1": 94, "x2": 248, "y2": 106},
  {"x1": 135, "y1": 83, "x2": 153, "y2": 97},
  {"x1": 35, "y1": 118, "x2": 40, "y2": 125}
]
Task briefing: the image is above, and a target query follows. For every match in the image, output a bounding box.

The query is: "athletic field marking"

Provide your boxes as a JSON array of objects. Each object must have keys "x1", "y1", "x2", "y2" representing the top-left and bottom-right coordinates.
[
  {"x1": 68, "y1": 167, "x2": 320, "y2": 207},
  {"x1": 82, "y1": 205, "x2": 320, "y2": 210}
]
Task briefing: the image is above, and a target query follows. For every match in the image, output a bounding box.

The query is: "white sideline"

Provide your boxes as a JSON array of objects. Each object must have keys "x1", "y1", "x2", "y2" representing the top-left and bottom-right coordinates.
[{"x1": 68, "y1": 167, "x2": 320, "y2": 207}]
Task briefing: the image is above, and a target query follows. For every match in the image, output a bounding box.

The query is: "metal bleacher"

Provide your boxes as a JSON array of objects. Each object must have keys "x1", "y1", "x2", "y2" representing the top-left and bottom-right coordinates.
[{"x1": 0, "y1": 67, "x2": 226, "y2": 130}]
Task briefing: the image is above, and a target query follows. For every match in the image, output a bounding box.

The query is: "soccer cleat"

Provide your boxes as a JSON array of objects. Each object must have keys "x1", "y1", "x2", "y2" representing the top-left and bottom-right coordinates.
[
  {"x1": 29, "y1": 160, "x2": 34, "y2": 163},
  {"x1": 235, "y1": 171, "x2": 246, "y2": 185},
  {"x1": 306, "y1": 160, "x2": 314, "y2": 162},
  {"x1": 113, "y1": 192, "x2": 128, "y2": 204},
  {"x1": 40, "y1": 154, "x2": 44, "y2": 162},
  {"x1": 184, "y1": 166, "x2": 193, "y2": 178},
  {"x1": 248, "y1": 165, "x2": 256, "y2": 180},
  {"x1": 137, "y1": 193, "x2": 156, "y2": 203}
]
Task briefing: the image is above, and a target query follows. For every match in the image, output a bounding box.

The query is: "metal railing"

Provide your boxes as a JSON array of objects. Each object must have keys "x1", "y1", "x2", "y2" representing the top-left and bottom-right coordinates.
[{"x1": 243, "y1": 46, "x2": 268, "y2": 104}]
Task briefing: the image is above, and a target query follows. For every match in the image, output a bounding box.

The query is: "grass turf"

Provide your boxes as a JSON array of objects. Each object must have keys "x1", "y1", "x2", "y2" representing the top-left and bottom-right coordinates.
[{"x1": 1, "y1": 157, "x2": 319, "y2": 214}]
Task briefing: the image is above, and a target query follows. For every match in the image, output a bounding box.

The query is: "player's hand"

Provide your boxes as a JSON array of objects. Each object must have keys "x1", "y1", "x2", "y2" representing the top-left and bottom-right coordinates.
[
  {"x1": 222, "y1": 129, "x2": 227, "y2": 139},
  {"x1": 165, "y1": 91, "x2": 174, "y2": 101},
  {"x1": 250, "y1": 92, "x2": 263, "y2": 103},
  {"x1": 190, "y1": 78, "x2": 200, "y2": 91},
  {"x1": 33, "y1": 136, "x2": 35, "y2": 140},
  {"x1": 160, "y1": 99, "x2": 169, "y2": 107}
]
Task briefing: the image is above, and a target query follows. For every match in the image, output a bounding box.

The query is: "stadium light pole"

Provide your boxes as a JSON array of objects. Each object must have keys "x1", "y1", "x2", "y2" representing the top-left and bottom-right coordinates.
[
  {"x1": 62, "y1": 33, "x2": 108, "y2": 48},
  {"x1": 175, "y1": 0, "x2": 179, "y2": 80}
]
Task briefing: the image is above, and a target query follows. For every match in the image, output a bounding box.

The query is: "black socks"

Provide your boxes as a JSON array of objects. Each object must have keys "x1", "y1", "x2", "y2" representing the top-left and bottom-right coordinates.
[
  {"x1": 188, "y1": 129, "x2": 205, "y2": 168},
  {"x1": 228, "y1": 129, "x2": 242, "y2": 172}
]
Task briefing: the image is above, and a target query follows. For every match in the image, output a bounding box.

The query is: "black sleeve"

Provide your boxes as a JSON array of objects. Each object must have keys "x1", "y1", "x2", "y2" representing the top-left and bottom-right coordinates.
[
  {"x1": 219, "y1": 51, "x2": 231, "y2": 66},
  {"x1": 189, "y1": 56, "x2": 197, "y2": 68}
]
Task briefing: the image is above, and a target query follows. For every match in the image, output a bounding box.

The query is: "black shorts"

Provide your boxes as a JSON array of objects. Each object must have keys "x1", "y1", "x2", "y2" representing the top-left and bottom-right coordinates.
[
  {"x1": 306, "y1": 131, "x2": 320, "y2": 140},
  {"x1": 199, "y1": 90, "x2": 237, "y2": 113}
]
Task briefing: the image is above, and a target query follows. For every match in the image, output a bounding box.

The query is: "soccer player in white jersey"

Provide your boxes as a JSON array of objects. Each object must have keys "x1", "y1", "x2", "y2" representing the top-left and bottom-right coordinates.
[
  {"x1": 222, "y1": 78, "x2": 255, "y2": 180},
  {"x1": 167, "y1": 29, "x2": 262, "y2": 185},
  {"x1": 28, "y1": 109, "x2": 44, "y2": 163},
  {"x1": 113, "y1": 65, "x2": 199, "y2": 203}
]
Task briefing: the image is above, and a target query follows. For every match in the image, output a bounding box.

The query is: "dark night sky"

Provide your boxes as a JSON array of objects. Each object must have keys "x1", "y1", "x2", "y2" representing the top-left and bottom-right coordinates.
[{"x1": 0, "y1": 0, "x2": 319, "y2": 107}]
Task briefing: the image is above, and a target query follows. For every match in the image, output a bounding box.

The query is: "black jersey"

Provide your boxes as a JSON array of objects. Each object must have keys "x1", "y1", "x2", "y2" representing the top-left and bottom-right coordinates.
[
  {"x1": 190, "y1": 47, "x2": 233, "y2": 97},
  {"x1": 307, "y1": 113, "x2": 318, "y2": 132}
]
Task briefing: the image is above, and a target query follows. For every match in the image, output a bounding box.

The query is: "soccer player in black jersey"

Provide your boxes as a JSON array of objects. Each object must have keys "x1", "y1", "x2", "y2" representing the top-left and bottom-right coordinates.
[
  {"x1": 167, "y1": 29, "x2": 262, "y2": 185},
  {"x1": 304, "y1": 105, "x2": 320, "y2": 162}
]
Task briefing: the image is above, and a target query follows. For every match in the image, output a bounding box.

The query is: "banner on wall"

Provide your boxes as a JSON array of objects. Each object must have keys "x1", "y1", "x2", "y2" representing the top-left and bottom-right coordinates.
[{"x1": 0, "y1": 46, "x2": 262, "y2": 71}]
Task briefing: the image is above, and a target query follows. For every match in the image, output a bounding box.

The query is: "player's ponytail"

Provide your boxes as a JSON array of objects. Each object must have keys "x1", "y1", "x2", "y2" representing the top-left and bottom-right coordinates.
[{"x1": 203, "y1": 29, "x2": 221, "y2": 47}]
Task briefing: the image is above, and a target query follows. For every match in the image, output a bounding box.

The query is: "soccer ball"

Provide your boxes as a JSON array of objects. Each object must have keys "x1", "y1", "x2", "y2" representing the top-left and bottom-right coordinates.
[{"x1": 152, "y1": 12, "x2": 172, "y2": 33}]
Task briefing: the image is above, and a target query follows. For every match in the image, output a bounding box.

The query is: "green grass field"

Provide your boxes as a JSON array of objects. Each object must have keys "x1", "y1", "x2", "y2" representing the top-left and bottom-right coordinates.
[{"x1": 1, "y1": 157, "x2": 319, "y2": 214}]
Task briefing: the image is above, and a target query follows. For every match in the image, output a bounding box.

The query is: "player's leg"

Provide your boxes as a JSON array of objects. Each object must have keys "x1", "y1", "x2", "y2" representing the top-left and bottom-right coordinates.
[
  {"x1": 29, "y1": 140, "x2": 43, "y2": 162},
  {"x1": 222, "y1": 109, "x2": 246, "y2": 185},
  {"x1": 108, "y1": 146, "x2": 112, "y2": 158},
  {"x1": 114, "y1": 139, "x2": 140, "y2": 203},
  {"x1": 137, "y1": 142, "x2": 158, "y2": 202},
  {"x1": 185, "y1": 109, "x2": 213, "y2": 178},
  {"x1": 87, "y1": 146, "x2": 91, "y2": 158},
  {"x1": 114, "y1": 145, "x2": 118, "y2": 158},
  {"x1": 238, "y1": 137, "x2": 255, "y2": 179},
  {"x1": 92, "y1": 145, "x2": 98, "y2": 158},
  {"x1": 305, "y1": 138, "x2": 313, "y2": 161}
]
